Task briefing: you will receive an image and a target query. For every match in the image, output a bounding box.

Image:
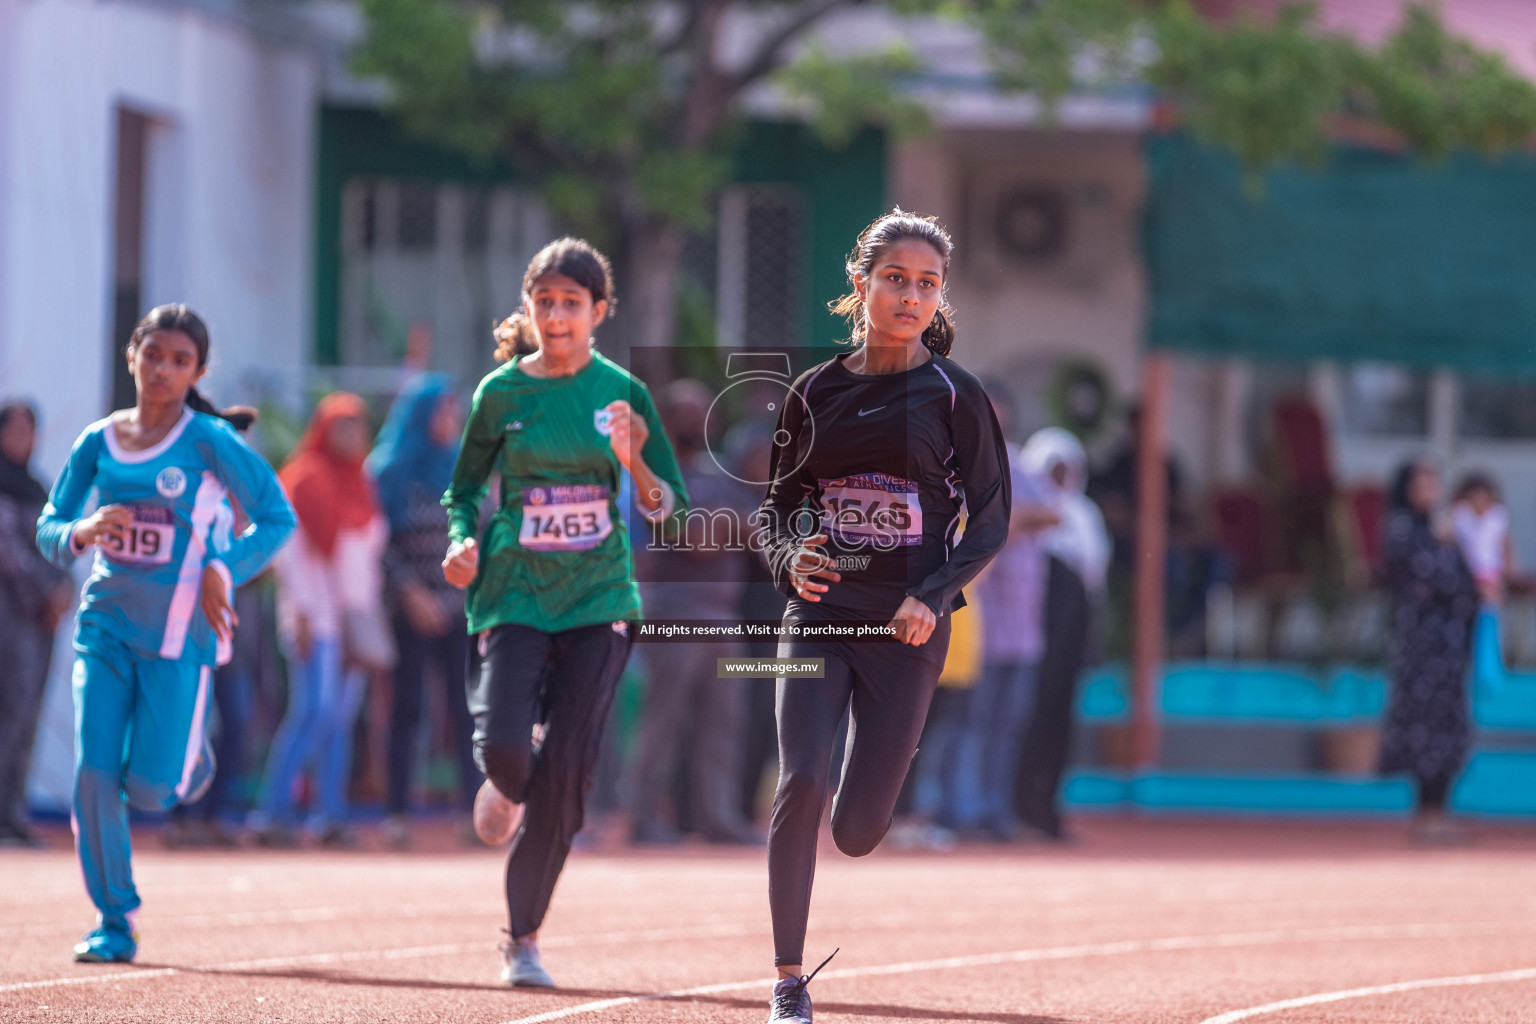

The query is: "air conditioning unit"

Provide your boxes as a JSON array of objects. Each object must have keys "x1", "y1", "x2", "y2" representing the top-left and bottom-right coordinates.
[{"x1": 961, "y1": 165, "x2": 1120, "y2": 291}]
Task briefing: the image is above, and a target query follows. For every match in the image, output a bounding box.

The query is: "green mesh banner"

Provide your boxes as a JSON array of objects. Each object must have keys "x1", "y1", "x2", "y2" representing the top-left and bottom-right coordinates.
[{"x1": 1145, "y1": 134, "x2": 1536, "y2": 373}]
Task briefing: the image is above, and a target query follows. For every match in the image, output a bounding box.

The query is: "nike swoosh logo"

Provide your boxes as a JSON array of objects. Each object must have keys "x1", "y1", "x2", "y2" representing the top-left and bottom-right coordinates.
[{"x1": 857, "y1": 406, "x2": 887, "y2": 417}]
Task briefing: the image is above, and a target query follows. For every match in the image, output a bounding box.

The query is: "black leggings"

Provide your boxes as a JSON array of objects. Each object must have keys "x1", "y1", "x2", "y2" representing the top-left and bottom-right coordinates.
[
  {"x1": 468, "y1": 620, "x2": 633, "y2": 938},
  {"x1": 768, "y1": 616, "x2": 950, "y2": 966}
]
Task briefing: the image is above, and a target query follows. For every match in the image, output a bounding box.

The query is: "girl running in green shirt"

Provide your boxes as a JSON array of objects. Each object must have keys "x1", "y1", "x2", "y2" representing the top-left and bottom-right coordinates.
[{"x1": 441, "y1": 237, "x2": 688, "y2": 989}]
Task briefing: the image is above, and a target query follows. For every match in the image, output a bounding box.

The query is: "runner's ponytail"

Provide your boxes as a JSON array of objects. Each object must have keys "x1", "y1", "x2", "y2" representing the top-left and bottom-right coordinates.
[
  {"x1": 493, "y1": 311, "x2": 540, "y2": 362},
  {"x1": 186, "y1": 387, "x2": 257, "y2": 431},
  {"x1": 921, "y1": 308, "x2": 954, "y2": 359}
]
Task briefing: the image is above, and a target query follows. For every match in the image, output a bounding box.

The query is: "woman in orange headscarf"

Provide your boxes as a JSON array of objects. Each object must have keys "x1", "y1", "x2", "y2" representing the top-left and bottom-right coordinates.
[{"x1": 250, "y1": 394, "x2": 387, "y2": 847}]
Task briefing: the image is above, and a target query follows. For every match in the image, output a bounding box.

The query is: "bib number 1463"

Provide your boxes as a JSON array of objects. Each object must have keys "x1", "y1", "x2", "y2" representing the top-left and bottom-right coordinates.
[{"x1": 519, "y1": 485, "x2": 613, "y2": 552}]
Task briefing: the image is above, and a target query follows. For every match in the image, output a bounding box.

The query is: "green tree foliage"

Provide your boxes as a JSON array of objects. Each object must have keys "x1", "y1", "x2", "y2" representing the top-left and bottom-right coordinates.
[
  {"x1": 353, "y1": 0, "x2": 1536, "y2": 351},
  {"x1": 1351, "y1": 4, "x2": 1536, "y2": 157},
  {"x1": 772, "y1": 45, "x2": 931, "y2": 148},
  {"x1": 355, "y1": 0, "x2": 920, "y2": 351},
  {"x1": 966, "y1": 1, "x2": 1536, "y2": 174}
]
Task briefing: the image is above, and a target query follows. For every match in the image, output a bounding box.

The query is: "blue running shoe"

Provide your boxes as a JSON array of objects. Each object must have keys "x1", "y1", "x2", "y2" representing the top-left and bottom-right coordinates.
[{"x1": 72, "y1": 915, "x2": 137, "y2": 963}]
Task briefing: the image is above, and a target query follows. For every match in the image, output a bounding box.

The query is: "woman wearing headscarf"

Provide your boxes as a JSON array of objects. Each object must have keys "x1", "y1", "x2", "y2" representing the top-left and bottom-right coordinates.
[
  {"x1": 368, "y1": 375, "x2": 482, "y2": 848},
  {"x1": 0, "y1": 401, "x2": 73, "y2": 845},
  {"x1": 250, "y1": 393, "x2": 387, "y2": 847},
  {"x1": 951, "y1": 396, "x2": 1059, "y2": 840},
  {"x1": 1011, "y1": 427, "x2": 1109, "y2": 841},
  {"x1": 1379, "y1": 457, "x2": 1479, "y2": 845}
]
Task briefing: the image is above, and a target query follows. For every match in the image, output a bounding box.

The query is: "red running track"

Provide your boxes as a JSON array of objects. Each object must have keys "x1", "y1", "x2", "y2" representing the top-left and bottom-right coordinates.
[{"x1": 4, "y1": 818, "x2": 1536, "y2": 1023}]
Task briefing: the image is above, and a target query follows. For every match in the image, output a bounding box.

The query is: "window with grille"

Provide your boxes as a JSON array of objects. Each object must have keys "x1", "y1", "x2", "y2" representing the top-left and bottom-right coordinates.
[
  {"x1": 716, "y1": 187, "x2": 803, "y2": 350},
  {"x1": 1459, "y1": 375, "x2": 1536, "y2": 439},
  {"x1": 337, "y1": 179, "x2": 547, "y2": 388},
  {"x1": 1340, "y1": 363, "x2": 1429, "y2": 438}
]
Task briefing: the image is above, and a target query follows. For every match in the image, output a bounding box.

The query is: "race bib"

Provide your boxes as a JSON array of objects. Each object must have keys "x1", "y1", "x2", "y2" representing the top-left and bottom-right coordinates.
[
  {"x1": 102, "y1": 503, "x2": 176, "y2": 565},
  {"x1": 819, "y1": 473, "x2": 922, "y2": 549},
  {"x1": 519, "y1": 484, "x2": 613, "y2": 552}
]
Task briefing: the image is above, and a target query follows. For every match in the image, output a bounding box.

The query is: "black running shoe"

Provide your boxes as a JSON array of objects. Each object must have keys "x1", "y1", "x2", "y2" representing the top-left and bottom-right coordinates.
[{"x1": 768, "y1": 949, "x2": 837, "y2": 1024}]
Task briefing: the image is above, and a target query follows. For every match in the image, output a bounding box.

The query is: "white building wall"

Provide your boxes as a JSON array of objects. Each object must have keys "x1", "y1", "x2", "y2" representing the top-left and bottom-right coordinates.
[
  {"x1": 888, "y1": 130, "x2": 1226, "y2": 481},
  {"x1": 891, "y1": 130, "x2": 1148, "y2": 404},
  {"x1": 1, "y1": 0, "x2": 320, "y2": 479}
]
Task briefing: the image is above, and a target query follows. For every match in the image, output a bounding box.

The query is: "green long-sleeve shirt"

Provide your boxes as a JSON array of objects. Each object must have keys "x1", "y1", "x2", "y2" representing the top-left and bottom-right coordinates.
[{"x1": 443, "y1": 352, "x2": 688, "y2": 634}]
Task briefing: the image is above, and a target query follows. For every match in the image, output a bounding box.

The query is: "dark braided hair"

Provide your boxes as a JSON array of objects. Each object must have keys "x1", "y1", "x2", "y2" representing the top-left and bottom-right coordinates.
[
  {"x1": 829, "y1": 209, "x2": 956, "y2": 358},
  {"x1": 493, "y1": 237, "x2": 616, "y2": 362},
  {"x1": 128, "y1": 305, "x2": 256, "y2": 430}
]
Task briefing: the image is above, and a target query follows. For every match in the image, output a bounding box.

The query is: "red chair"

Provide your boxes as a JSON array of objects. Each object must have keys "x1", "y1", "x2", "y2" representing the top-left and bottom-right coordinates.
[
  {"x1": 1271, "y1": 396, "x2": 1335, "y2": 574},
  {"x1": 1273, "y1": 397, "x2": 1333, "y2": 491},
  {"x1": 1336, "y1": 484, "x2": 1388, "y2": 588},
  {"x1": 1212, "y1": 486, "x2": 1270, "y2": 585}
]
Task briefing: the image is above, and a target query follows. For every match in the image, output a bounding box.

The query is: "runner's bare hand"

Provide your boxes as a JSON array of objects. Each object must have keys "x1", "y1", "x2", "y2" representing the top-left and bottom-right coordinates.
[
  {"x1": 888, "y1": 595, "x2": 936, "y2": 646},
  {"x1": 443, "y1": 538, "x2": 479, "y2": 589},
  {"x1": 605, "y1": 400, "x2": 648, "y2": 471},
  {"x1": 789, "y1": 533, "x2": 840, "y2": 602},
  {"x1": 200, "y1": 564, "x2": 238, "y2": 643},
  {"x1": 73, "y1": 505, "x2": 132, "y2": 548}
]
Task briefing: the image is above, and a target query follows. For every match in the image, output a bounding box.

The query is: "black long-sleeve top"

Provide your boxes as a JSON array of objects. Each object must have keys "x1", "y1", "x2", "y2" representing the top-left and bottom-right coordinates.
[{"x1": 755, "y1": 351, "x2": 1011, "y2": 622}]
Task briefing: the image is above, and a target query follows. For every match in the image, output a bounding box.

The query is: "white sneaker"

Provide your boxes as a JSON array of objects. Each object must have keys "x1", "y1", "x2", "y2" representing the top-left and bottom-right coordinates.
[
  {"x1": 500, "y1": 935, "x2": 555, "y2": 988},
  {"x1": 473, "y1": 779, "x2": 524, "y2": 846}
]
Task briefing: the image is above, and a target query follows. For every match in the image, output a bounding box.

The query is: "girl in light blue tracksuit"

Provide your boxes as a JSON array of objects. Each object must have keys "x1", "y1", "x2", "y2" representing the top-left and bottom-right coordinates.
[{"x1": 36, "y1": 305, "x2": 295, "y2": 963}]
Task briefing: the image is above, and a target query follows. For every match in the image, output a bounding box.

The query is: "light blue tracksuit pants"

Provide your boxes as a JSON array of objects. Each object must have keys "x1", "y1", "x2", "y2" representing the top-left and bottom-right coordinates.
[{"x1": 73, "y1": 628, "x2": 212, "y2": 920}]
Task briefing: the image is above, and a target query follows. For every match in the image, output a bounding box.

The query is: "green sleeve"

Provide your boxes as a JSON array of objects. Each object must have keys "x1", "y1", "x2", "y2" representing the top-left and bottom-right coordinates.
[
  {"x1": 443, "y1": 378, "x2": 503, "y2": 545},
  {"x1": 635, "y1": 384, "x2": 688, "y2": 518}
]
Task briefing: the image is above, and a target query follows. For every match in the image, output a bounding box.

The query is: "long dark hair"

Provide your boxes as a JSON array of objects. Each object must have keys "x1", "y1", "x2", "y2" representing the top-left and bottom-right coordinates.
[
  {"x1": 128, "y1": 305, "x2": 256, "y2": 430},
  {"x1": 493, "y1": 237, "x2": 616, "y2": 362},
  {"x1": 829, "y1": 208, "x2": 956, "y2": 357}
]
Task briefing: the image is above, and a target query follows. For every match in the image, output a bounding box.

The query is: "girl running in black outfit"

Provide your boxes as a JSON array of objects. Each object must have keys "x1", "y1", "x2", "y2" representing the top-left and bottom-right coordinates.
[{"x1": 758, "y1": 211, "x2": 1011, "y2": 1023}]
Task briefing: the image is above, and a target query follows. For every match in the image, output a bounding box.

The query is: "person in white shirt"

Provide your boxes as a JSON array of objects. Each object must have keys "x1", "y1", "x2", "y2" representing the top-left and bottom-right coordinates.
[{"x1": 1451, "y1": 472, "x2": 1514, "y2": 692}]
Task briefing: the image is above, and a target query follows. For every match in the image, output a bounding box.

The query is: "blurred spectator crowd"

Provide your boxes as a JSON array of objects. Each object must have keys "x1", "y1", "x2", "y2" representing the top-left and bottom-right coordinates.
[{"x1": 1, "y1": 376, "x2": 1519, "y2": 851}]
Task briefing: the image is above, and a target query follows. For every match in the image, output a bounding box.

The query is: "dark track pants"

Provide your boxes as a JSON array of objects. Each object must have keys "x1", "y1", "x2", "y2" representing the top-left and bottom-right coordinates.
[
  {"x1": 468, "y1": 620, "x2": 633, "y2": 938},
  {"x1": 389, "y1": 611, "x2": 477, "y2": 814},
  {"x1": 1013, "y1": 557, "x2": 1091, "y2": 837},
  {"x1": 767, "y1": 616, "x2": 950, "y2": 966}
]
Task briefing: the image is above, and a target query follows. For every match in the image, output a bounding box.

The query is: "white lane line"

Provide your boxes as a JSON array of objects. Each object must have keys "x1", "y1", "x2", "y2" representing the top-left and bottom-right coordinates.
[
  {"x1": 0, "y1": 945, "x2": 481, "y2": 994},
  {"x1": 1197, "y1": 967, "x2": 1536, "y2": 1024},
  {"x1": 495, "y1": 921, "x2": 1536, "y2": 1024},
  {"x1": 0, "y1": 969, "x2": 181, "y2": 992},
  {"x1": 0, "y1": 921, "x2": 781, "y2": 995},
  {"x1": 8, "y1": 901, "x2": 506, "y2": 938}
]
